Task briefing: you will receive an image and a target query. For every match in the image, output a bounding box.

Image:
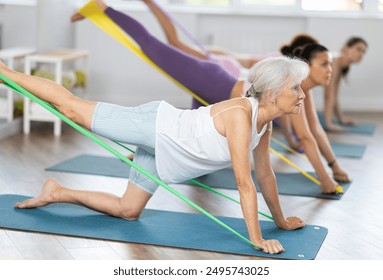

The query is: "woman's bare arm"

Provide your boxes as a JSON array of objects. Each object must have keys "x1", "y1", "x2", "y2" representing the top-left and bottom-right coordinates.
[
  {"x1": 324, "y1": 60, "x2": 344, "y2": 131},
  {"x1": 290, "y1": 104, "x2": 340, "y2": 192},
  {"x1": 253, "y1": 122, "x2": 304, "y2": 230},
  {"x1": 223, "y1": 107, "x2": 283, "y2": 253},
  {"x1": 304, "y1": 90, "x2": 350, "y2": 182},
  {"x1": 144, "y1": 0, "x2": 208, "y2": 59}
]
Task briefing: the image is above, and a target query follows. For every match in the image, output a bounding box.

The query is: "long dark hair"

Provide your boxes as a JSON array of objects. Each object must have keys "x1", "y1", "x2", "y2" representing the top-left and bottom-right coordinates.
[
  {"x1": 280, "y1": 34, "x2": 318, "y2": 56},
  {"x1": 341, "y1": 37, "x2": 368, "y2": 78},
  {"x1": 293, "y1": 43, "x2": 329, "y2": 65}
]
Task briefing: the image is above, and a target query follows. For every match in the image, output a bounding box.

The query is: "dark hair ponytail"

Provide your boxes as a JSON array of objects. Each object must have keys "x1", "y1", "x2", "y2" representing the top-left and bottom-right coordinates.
[
  {"x1": 280, "y1": 34, "x2": 318, "y2": 56},
  {"x1": 280, "y1": 46, "x2": 293, "y2": 56},
  {"x1": 293, "y1": 43, "x2": 328, "y2": 64}
]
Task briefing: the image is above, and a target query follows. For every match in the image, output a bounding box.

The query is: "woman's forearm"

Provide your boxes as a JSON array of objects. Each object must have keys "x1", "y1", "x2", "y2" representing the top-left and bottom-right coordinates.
[
  {"x1": 237, "y1": 182, "x2": 263, "y2": 244},
  {"x1": 144, "y1": 0, "x2": 207, "y2": 59},
  {"x1": 144, "y1": 0, "x2": 179, "y2": 44},
  {"x1": 334, "y1": 98, "x2": 344, "y2": 122},
  {"x1": 324, "y1": 87, "x2": 336, "y2": 127},
  {"x1": 310, "y1": 126, "x2": 337, "y2": 165},
  {"x1": 256, "y1": 174, "x2": 285, "y2": 227},
  {"x1": 300, "y1": 135, "x2": 331, "y2": 182}
]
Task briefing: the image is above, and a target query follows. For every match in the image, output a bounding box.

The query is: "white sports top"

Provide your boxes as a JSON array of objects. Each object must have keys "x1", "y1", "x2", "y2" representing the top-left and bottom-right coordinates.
[{"x1": 155, "y1": 97, "x2": 267, "y2": 183}]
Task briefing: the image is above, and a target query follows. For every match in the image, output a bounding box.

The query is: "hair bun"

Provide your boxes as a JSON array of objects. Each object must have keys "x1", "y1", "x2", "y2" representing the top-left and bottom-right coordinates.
[
  {"x1": 280, "y1": 46, "x2": 292, "y2": 56},
  {"x1": 292, "y1": 46, "x2": 304, "y2": 57}
]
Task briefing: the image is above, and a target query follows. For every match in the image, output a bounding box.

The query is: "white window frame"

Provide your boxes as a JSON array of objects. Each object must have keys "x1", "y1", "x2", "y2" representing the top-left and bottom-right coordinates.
[
  {"x1": 0, "y1": 0, "x2": 36, "y2": 5},
  {"x1": 102, "y1": 0, "x2": 383, "y2": 17}
]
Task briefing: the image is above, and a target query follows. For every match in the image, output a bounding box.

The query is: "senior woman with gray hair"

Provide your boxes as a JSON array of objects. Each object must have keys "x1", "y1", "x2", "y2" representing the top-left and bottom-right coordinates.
[{"x1": 1, "y1": 56, "x2": 307, "y2": 254}]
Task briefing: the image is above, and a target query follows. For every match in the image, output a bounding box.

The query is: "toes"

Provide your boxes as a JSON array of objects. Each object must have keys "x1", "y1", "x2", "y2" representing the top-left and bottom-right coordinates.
[
  {"x1": 14, "y1": 198, "x2": 41, "y2": 209},
  {"x1": 14, "y1": 200, "x2": 29, "y2": 208}
]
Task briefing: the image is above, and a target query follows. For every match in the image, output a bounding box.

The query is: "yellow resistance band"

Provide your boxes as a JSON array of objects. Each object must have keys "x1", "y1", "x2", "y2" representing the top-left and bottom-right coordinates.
[
  {"x1": 270, "y1": 148, "x2": 343, "y2": 193},
  {"x1": 271, "y1": 136, "x2": 308, "y2": 161},
  {"x1": 78, "y1": 1, "x2": 342, "y2": 194},
  {"x1": 78, "y1": 1, "x2": 207, "y2": 106}
]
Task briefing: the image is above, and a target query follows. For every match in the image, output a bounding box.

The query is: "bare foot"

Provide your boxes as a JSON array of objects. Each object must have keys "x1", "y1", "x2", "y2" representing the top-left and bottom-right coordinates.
[
  {"x1": 70, "y1": 12, "x2": 85, "y2": 23},
  {"x1": 70, "y1": 0, "x2": 108, "y2": 22},
  {"x1": 15, "y1": 178, "x2": 62, "y2": 209}
]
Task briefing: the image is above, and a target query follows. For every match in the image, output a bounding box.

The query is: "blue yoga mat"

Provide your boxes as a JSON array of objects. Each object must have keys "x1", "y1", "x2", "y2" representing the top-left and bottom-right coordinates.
[
  {"x1": 0, "y1": 194, "x2": 327, "y2": 259},
  {"x1": 270, "y1": 136, "x2": 366, "y2": 159},
  {"x1": 317, "y1": 112, "x2": 376, "y2": 135},
  {"x1": 193, "y1": 168, "x2": 349, "y2": 200},
  {"x1": 46, "y1": 154, "x2": 350, "y2": 200}
]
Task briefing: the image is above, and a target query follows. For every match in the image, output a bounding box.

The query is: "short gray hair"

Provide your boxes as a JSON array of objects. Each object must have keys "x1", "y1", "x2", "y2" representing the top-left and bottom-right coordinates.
[{"x1": 246, "y1": 56, "x2": 309, "y2": 101}]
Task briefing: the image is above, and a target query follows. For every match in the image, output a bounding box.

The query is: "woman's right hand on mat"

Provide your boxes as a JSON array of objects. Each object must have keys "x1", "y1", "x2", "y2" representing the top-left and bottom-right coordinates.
[
  {"x1": 278, "y1": 216, "x2": 306, "y2": 231},
  {"x1": 332, "y1": 164, "x2": 351, "y2": 183},
  {"x1": 320, "y1": 177, "x2": 339, "y2": 193},
  {"x1": 340, "y1": 117, "x2": 356, "y2": 126},
  {"x1": 326, "y1": 123, "x2": 345, "y2": 132},
  {"x1": 256, "y1": 239, "x2": 285, "y2": 254}
]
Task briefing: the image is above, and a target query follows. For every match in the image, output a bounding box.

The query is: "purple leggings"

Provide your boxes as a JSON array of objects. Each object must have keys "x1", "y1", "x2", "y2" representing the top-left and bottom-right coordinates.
[{"x1": 104, "y1": 7, "x2": 237, "y2": 109}]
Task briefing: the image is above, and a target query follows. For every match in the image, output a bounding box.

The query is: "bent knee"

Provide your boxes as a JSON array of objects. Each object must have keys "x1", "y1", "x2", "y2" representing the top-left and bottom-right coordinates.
[
  {"x1": 119, "y1": 207, "x2": 143, "y2": 221},
  {"x1": 120, "y1": 211, "x2": 141, "y2": 221}
]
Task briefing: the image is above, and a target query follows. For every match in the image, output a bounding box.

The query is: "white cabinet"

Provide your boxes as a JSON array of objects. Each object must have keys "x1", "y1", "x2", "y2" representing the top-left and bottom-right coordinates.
[
  {"x1": 0, "y1": 47, "x2": 35, "y2": 122},
  {"x1": 23, "y1": 49, "x2": 88, "y2": 136}
]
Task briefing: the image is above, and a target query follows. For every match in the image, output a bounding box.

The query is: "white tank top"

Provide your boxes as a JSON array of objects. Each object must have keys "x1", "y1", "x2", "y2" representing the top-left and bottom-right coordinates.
[{"x1": 155, "y1": 97, "x2": 267, "y2": 183}]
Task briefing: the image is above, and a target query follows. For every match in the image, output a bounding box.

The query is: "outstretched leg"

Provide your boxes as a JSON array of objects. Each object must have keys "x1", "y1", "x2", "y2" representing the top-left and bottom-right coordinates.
[
  {"x1": 15, "y1": 178, "x2": 152, "y2": 220},
  {"x1": 72, "y1": 1, "x2": 238, "y2": 107},
  {"x1": 0, "y1": 60, "x2": 95, "y2": 130}
]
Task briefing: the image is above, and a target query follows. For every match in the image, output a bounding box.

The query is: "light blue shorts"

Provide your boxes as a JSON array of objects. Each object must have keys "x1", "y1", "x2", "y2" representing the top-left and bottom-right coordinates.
[{"x1": 91, "y1": 101, "x2": 161, "y2": 194}]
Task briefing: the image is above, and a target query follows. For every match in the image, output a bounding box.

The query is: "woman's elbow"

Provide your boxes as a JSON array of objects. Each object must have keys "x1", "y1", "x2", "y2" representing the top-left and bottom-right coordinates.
[
  {"x1": 298, "y1": 133, "x2": 316, "y2": 148},
  {"x1": 310, "y1": 126, "x2": 326, "y2": 140}
]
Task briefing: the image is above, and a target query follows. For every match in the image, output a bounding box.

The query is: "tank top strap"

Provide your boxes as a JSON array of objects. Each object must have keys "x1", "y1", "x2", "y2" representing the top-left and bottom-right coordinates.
[{"x1": 211, "y1": 105, "x2": 249, "y2": 119}]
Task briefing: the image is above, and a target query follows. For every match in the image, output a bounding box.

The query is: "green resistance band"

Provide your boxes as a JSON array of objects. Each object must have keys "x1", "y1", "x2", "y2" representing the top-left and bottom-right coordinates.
[
  {"x1": 114, "y1": 141, "x2": 274, "y2": 221},
  {"x1": 0, "y1": 72, "x2": 261, "y2": 249}
]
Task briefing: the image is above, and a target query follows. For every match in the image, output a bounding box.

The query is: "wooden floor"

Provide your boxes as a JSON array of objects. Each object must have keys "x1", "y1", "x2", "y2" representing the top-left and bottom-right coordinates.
[{"x1": 0, "y1": 112, "x2": 382, "y2": 260}]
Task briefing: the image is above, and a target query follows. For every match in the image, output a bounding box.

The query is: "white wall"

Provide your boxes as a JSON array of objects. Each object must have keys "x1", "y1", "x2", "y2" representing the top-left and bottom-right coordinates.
[
  {"x1": 36, "y1": 0, "x2": 77, "y2": 52},
  {"x1": 1, "y1": 3, "x2": 383, "y2": 111},
  {"x1": 0, "y1": 4, "x2": 36, "y2": 49}
]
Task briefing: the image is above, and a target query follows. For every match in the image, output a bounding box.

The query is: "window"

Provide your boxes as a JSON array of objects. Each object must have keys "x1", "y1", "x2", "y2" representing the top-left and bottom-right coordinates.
[
  {"x1": 171, "y1": 0, "x2": 295, "y2": 6},
  {"x1": 171, "y1": 0, "x2": 230, "y2": 6},
  {"x1": 140, "y1": 0, "x2": 379, "y2": 12},
  {"x1": 240, "y1": 0, "x2": 295, "y2": 6},
  {"x1": 0, "y1": 0, "x2": 36, "y2": 5},
  {"x1": 302, "y1": 0, "x2": 363, "y2": 11}
]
